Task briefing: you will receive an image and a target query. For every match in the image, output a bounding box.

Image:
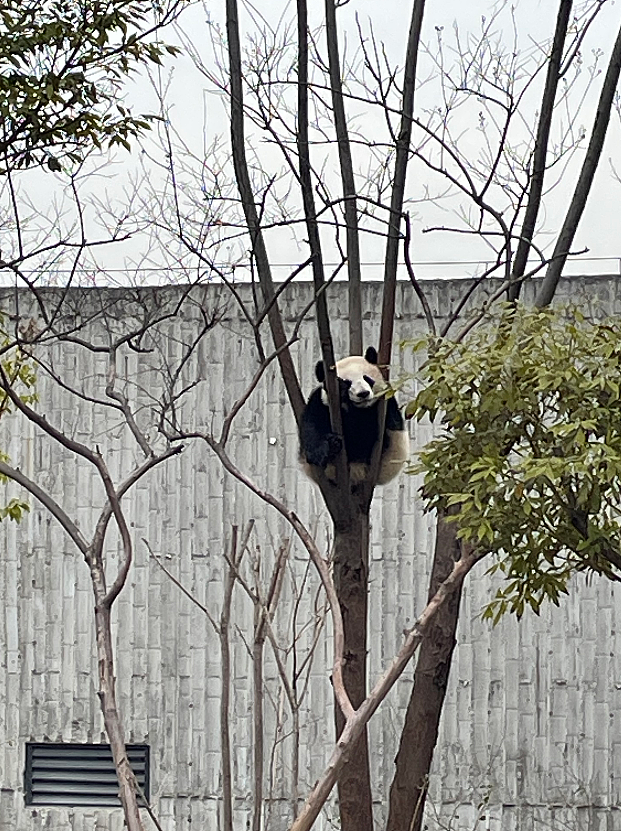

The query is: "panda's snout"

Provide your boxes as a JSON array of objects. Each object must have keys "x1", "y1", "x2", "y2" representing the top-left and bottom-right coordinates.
[{"x1": 350, "y1": 387, "x2": 374, "y2": 406}]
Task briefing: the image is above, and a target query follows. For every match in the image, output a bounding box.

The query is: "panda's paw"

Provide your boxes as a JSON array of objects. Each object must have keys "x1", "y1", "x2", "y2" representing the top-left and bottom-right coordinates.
[
  {"x1": 306, "y1": 434, "x2": 342, "y2": 468},
  {"x1": 326, "y1": 433, "x2": 343, "y2": 460}
]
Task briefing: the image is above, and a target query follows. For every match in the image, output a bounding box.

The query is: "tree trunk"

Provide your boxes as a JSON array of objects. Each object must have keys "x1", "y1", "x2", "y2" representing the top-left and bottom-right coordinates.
[
  {"x1": 95, "y1": 603, "x2": 145, "y2": 831},
  {"x1": 332, "y1": 509, "x2": 373, "y2": 831},
  {"x1": 508, "y1": 0, "x2": 572, "y2": 302},
  {"x1": 535, "y1": 18, "x2": 621, "y2": 308},
  {"x1": 385, "y1": 513, "x2": 464, "y2": 831}
]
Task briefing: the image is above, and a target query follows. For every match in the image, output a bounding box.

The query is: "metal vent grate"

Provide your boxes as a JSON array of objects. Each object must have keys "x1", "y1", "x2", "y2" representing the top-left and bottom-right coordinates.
[{"x1": 25, "y1": 743, "x2": 150, "y2": 806}]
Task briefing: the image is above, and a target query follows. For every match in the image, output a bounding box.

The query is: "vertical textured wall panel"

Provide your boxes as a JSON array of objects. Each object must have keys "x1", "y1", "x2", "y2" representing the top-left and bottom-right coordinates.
[{"x1": 1, "y1": 278, "x2": 621, "y2": 830}]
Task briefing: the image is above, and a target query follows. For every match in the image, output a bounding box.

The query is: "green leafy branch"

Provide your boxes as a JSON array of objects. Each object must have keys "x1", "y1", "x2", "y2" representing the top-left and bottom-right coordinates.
[
  {"x1": 0, "y1": 0, "x2": 183, "y2": 170},
  {"x1": 407, "y1": 304, "x2": 621, "y2": 620}
]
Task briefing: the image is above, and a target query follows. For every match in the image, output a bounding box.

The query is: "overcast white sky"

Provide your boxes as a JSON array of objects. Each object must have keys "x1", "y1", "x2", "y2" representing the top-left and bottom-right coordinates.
[{"x1": 20, "y1": 0, "x2": 621, "y2": 284}]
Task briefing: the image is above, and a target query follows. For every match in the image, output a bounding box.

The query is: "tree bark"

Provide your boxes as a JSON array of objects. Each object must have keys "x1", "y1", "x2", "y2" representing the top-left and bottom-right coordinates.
[
  {"x1": 290, "y1": 548, "x2": 482, "y2": 831},
  {"x1": 379, "y1": 0, "x2": 426, "y2": 367},
  {"x1": 219, "y1": 531, "x2": 238, "y2": 831},
  {"x1": 508, "y1": 0, "x2": 572, "y2": 302},
  {"x1": 535, "y1": 18, "x2": 621, "y2": 307},
  {"x1": 325, "y1": 0, "x2": 363, "y2": 354},
  {"x1": 225, "y1": 0, "x2": 305, "y2": 421},
  {"x1": 94, "y1": 602, "x2": 145, "y2": 831},
  {"x1": 386, "y1": 513, "x2": 464, "y2": 831},
  {"x1": 332, "y1": 510, "x2": 373, "y2": 831}
]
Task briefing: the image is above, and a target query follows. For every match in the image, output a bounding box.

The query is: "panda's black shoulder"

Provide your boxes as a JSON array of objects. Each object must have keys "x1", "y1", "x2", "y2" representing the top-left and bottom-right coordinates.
[
  {"x1": 385, "y1": 395, "x2": 404, "y2": 430},
  {"x1": 300, "y1": 386, "x2": 331, "y2": 438},
  {"x1": 303, "y1": 386, "x2": 327, "y2": 417}
]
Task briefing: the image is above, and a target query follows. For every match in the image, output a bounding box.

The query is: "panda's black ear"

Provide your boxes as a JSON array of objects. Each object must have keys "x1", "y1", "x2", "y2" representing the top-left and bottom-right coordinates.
[
  {"x1": 315, "y1": 360, "x2": 325, "y2": 382},
  {"x1": 364, "y1": 347, "x2": 378, "y2": 364}
]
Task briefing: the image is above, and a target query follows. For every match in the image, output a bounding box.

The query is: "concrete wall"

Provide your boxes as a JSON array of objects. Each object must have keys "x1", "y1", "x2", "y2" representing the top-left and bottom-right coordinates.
[{"x1": 1, "y1": 278, "x2": 621, "y2": 830}]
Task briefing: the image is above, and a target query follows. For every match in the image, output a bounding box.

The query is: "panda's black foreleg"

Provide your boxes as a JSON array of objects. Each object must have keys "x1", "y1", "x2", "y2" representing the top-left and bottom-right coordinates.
[
  {"x1": 385, "y1": 396, "x2": 404, "y2": 430},
  {"x1": 300, "y1": 389, "x2": 343, "y2": 468},
  {"x1": 303, "y1": 431, "x2": 342, "y2": 468},
  {"x1": 381, "y1": 397, "x2": 404, "y2": 449}
]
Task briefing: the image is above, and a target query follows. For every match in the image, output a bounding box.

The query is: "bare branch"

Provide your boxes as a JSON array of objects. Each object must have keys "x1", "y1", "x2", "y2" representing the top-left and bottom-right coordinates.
[
  {"x1": 379, "y1": 0, "x2": 426, "y2": 370},
  {"x1": 509, "y1": 0, "x2": 573, "y2": 301},
  {"x1": 403, "y1": 212, "x2": 435, "y2": 336},
  {"x1": 536, "y1": 18, "x2": 621, "y2": 306},
  {"x1": 297, "y1": 0, "x2": 349, "y2": 495},
  {"x1": 325, "y1": 0, "x2": 363, "y2": 353},
  {"x1": 197, "y1": 433, "x2": 354, "y2": 722},
  {"x1": 225, "y1": 0, "x2": 305, "y2": 421},
  {"x1": 289, "y1": 548, "x2": 484, "y2": 831},
  {"x1": 0, "y1": 458, "x2": 89, "y2": 554}
]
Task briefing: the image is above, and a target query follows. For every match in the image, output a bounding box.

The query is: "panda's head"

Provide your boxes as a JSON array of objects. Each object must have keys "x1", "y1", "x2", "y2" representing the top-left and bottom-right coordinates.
[{"x1": 316, "y1": 346, "x2": 385, "y2": 409}]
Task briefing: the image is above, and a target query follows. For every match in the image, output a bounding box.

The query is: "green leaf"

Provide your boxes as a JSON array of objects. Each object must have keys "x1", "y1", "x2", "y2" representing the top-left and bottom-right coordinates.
[{"x1": 406, "y1": 303, "x2": 621, "y2": 619}]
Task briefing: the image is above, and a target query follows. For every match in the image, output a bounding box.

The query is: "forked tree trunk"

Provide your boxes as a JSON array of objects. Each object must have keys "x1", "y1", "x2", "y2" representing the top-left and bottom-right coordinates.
[
  {"x1": 332, "y1": 508, "x2": 374, "y2": 831},
  {"x1": 386, "y1": 514, "x2": 464, "y2": 831}
]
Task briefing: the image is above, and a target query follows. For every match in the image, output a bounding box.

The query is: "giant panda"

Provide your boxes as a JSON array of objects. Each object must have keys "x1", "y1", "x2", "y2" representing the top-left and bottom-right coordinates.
[{"x1": 299, "y1": 346, "x2": 409, "y2": 486}]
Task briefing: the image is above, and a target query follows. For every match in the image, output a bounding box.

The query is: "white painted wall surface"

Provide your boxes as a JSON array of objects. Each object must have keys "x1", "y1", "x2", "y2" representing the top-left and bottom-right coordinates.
[{"x1": 1, "y1": 278, "x2": 621, "y2": 830}]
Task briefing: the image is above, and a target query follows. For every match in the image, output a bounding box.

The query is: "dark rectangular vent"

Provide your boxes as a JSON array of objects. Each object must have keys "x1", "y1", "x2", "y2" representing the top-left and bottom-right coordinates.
[{"x1": 25, "y1": 743, "x2": 150, "y2": 806}]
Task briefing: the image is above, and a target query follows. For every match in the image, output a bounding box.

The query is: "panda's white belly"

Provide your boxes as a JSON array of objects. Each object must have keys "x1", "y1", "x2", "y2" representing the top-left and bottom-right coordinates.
[{"x1": 304, "y1": 427, "x2": 409, "y2": 487}]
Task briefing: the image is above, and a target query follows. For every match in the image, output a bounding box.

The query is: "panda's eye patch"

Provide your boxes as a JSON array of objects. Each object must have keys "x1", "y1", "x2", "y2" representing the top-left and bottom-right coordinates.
[
  {"x1": 363, "y1": 375, "x2": 375, "y2": 387},
  {"x1": 343, "y1": 379, "x2": 352, "y2": 388}
]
